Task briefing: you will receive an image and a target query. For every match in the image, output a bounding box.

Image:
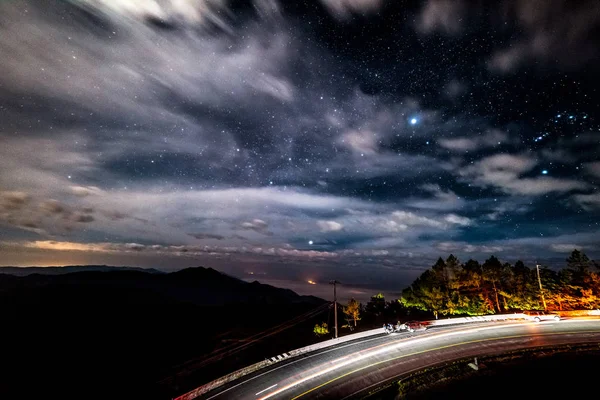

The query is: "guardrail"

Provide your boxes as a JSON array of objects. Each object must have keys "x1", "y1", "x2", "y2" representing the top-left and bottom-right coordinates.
[
  {"x1": 174, "y1": 359, "x2": 272, "y2": 400},
  {"x1": 174, "y1": 310, "x2": 600, "y2": 399},
  {"x1": 428, "y1": 313, "x2": 527, "y2": 326},
  {"x1": 172, "y1": 327, "x2": 385, "y2": 400}
]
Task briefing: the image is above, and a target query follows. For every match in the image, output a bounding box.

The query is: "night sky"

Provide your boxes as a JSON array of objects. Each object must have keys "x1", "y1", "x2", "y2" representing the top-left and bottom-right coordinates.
[{"x1": 1, "y1": 0, "x2": 599, "y2": 301}]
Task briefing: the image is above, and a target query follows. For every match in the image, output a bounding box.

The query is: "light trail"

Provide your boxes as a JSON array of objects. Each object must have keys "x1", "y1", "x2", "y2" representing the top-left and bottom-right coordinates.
[
  {"x1": 291, "y1": 329, "x2": 600, "y2": 399},
  {"x1": 257, "y1": 322, "x2": 528, "y2": 400},
  {"x1": 255, "y1": 384, "x2": 277, "y2": 396}
]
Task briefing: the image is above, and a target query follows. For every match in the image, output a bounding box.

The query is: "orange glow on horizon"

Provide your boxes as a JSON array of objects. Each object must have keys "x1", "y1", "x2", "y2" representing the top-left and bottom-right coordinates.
[{"x1": 307, "y1": 280, "x2": 316, "y2": 285}]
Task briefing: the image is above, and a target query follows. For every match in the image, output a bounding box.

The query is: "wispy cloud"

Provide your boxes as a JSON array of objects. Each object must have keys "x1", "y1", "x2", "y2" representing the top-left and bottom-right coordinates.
[
  {"x1": 319, "y1": 0, "x2": 383, "y2": 19},
  {"x1": 416, "y1": 0, "x2": 465, "y2": 35},
  {"x1": 438, "y1": 130, "x2": 512, "y2": 152},
  {"x1": 459, "y1": 154, "x2": 589, "y2": 195}
]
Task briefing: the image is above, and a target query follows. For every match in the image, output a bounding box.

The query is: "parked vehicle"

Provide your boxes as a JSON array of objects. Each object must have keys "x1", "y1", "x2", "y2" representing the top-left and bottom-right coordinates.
[
  {"x1": 384, "y1": 320, "x2": 426, "y2": 333},
  {"x1": 522, "y1": 310, "x2": 560, "y2": 322},
  {"x1": 399, "y1": 320, "x2": 427, "y2": 332}
]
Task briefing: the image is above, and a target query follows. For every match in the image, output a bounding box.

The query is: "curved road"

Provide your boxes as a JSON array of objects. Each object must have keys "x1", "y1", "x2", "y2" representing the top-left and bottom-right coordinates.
[{"x1": 198, "y1": 319, "x2": 600, "y2": 400}]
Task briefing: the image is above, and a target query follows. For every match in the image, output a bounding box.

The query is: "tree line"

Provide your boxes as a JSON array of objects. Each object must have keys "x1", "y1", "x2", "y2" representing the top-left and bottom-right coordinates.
[
  {"x1": 401, "y1": 250, "x2": 599, "y2": 318},
  {"x1": 314, "y1": 250, "x2": 599, "y2": 336}
]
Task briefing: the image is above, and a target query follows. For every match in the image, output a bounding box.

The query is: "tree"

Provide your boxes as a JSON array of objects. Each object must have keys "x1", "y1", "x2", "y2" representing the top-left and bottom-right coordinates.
[
  {"x1": 365, "y1": 293, "x2": 386, "y2": 318},
  {"x1": 482, "y1": 256, "x2": 506, "y2": 313},
  {"x1": 566, "y1": 249, "x2": 593, "y2": 289},
  {"x1": 313, "y1": 322, "x2": 329, "y2": 337},
  {"x1": 400, "y1": 269, "x2": 447, "y2": 319},
  {"x1": 399, "y1": 252, "x2": 600, "y2": 318},
  {"x1": 460, "y1": 259, "x2": 483, "y2": 290},
  {"x1": 445, "y1": 254, "x2": 461, "y2": 285},
  {"x1": 343, "y1": 298, "x2": 361, "y2": 327},
  {"x1": 567, "y1": 249, "x2": 591, "y2": 273}
]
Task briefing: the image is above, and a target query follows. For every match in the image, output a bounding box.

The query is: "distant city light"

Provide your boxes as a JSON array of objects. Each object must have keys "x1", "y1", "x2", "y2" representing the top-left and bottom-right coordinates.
[{"x1": 307, "y1": 280, "x2": 316, "y2": 285}]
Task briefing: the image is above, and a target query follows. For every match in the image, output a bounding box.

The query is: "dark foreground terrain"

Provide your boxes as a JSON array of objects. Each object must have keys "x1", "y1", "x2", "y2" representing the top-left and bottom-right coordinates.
[
  {"x1": 364, "y1": 344, "x2": 600, "y2": 400},
  {"x1": 0, "y1": 267, "x2": 327, "y2": 399}
]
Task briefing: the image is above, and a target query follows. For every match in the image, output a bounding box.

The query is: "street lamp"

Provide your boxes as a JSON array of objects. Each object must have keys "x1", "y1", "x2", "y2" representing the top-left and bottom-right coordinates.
[
  {"x1": 329, "y1": 280, "x2": 340, "y2": 338},
  {"x1": 536, "y1": 264, "x2": 547, "y2": 311}
]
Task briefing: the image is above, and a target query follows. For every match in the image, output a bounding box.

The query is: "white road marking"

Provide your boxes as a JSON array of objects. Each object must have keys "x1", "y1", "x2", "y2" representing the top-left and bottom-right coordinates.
[{"x1": 255, "y1": 384, "x2": 277, "y2": 396}]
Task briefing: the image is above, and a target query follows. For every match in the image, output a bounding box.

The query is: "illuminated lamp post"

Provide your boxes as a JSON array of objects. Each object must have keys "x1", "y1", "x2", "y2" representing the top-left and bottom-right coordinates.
[
  {"x1": 536, "y1": 264, "x2": 547, "y2": 311},
  {"x1": 329, "y1": 280, "x2": 340, "y2": 339}
]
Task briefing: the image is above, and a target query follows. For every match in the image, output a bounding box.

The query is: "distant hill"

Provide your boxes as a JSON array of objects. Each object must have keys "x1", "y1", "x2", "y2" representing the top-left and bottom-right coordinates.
[
  {"x1": 0, "y1": 264, "x2": 164, "y2": 276},
  {"x1": 0, "y1": 266, "x2": 328, "y2": 400}
]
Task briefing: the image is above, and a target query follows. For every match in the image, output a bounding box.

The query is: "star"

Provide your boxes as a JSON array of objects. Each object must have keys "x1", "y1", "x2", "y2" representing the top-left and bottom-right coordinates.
[
  {"x1": 542, "y1": 170, "x2": 548, "y2": 175},
  {"x1": 308, "y1": 240, "x2": 313, "y2": 245},
  {"x1": 410, "y1": 118, "x2": 417, "y2": 125}
]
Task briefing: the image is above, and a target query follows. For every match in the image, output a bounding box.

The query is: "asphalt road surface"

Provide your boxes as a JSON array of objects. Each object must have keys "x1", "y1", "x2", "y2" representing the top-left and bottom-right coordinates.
[{"x1": 198, "y1": 319, "x2": 600, "y2": 400}]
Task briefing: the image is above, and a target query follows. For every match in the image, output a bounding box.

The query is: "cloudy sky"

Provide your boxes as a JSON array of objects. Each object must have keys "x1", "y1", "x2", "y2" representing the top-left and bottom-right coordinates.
[{"x1": 1, "y1": 0, "x2": 599, "y2": 301}]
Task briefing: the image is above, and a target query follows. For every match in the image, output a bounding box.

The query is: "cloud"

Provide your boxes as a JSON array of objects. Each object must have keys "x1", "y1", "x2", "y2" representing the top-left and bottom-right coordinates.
[
  {"x1": 584, "y1": 161, "x2": 600, "y2": 178},
  {"x1": 240, "y1": 219, "x2": 273, "y2": 236},
  {"x1": 405, "y1": 184, "x2": 464, "y2": 211},
  {"x1": 444, "y1": 214, "x2": 472, "y2": 226},
  {"x1": 438, "y1": 130, "x2": 510, "y2": 151},
  {"x1": 435, "y1": 241, "x2": 503, "y2": 254},
  {"x1": 550, "y1": 244, "x2": 583, "y2": 253},
  {"x1": 84, "y1": 0, "x2": 231, "y2": 28},
  {"x1": 317, "y1": 220, "x2": 344, "y2": 232},
  {"x1": 0, "y1": 191, "x2": 30, "y2": 211},
  {"x1": 319, "y1": 0, "x2": 383, "y2": 19},
  {"x1": 573, "y1": 193, "x2": 600, "y2": 211},
  {"x1": 24, "y1": 240, "x2": 115, "y2": 252},
  {"x1": 390, "y1": 211, "x2": 444, "y2": 229},
  {"x1": 12, "y1": 239, "x2": 340, "y2": 260},
  {"x1": 73, "y1": 213, "x2": 95, "y2": 223},
  {"x1": 40, "y1": 200, "x2": 66, "y2": 215},
  {"x1": 416, "y1": 0, "x2": 465, "y2": 35},
  {"x1": 70, "y1": 186, "x2": 104, "y2": 197},
  {"x1": 443, "y1": 79, "x2": 467, "y2": 99},
  {"x1": 0, "y1": 0, "x2": 296, "y2": 135},
  {"x1": 189, "y1": 232, "x2": 225, "y2": 240},
  {"x1": 459, "y1": 153, "x2": 589, "y2": 195},
  {"x1": 488, "y1": 0, "x2": 600, "y2": 72},
  {"x1": 338, "y1": 130, "x2": 379, "y2": 155}
]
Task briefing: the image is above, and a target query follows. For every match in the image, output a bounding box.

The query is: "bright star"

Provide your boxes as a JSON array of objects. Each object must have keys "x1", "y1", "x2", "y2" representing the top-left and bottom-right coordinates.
[
  {"x1": 308, "y1": 240, "x2": 313, "y2": 245},
  {"x1": 410, "y1": 118, "x2": 417, "y2": 125},
  {"x1": 542, "y1": 170, "x2": 548, "y2": 175}
]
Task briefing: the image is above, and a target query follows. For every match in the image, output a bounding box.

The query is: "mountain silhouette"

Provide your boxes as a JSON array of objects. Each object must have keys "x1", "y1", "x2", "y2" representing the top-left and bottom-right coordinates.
[{"x1": 0, "y1": 266, "x2": 327, "y2": 400}]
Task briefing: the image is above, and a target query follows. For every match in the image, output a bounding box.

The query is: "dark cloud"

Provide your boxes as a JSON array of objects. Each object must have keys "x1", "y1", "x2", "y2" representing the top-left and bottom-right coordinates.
[
  {"x1": 489, "y1": 0, "x2": 600, "y2": 72},
  {"x1": 0, "y1": 0, "x2": 599, "y2": 297},
  {"x1": 40, "y1": 200, "x2": 66, "y2": 215},
  {"x1": 102, "y1": 210, "x2": 128, "y2": 221},
  {"x1": 0, "y1": 192, "x2": 30, "y2": 211},
  {"x1": 189, "y1": 232, "x2": 226, "y2": 240},
  {"x1": 73, "y1": 213, "x2": 95, "y2": 223}
]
